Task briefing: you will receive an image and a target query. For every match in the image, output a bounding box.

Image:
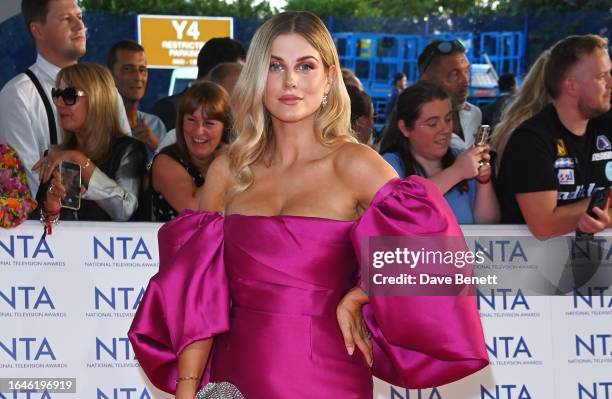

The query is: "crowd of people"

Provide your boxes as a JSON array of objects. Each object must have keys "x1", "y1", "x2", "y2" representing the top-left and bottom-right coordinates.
[
  {"x1": 0, "y1": 0, "x2": 611, "y2": 242},
  {"x1": 1, "y1": 1, "x2": 611, "y2": 398}
]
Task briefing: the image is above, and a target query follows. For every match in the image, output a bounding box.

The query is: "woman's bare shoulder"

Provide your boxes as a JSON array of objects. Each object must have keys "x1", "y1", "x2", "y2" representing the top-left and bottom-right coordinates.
[
  {"x1": 199, "y1": 150, "x2": 233, "y2": 211},
  {"x1": 333, "y1": 142, "x2": 397, "y2": 183},
  {"x1": 332, "y1": 142, "x2": 399, "y2": 206}
]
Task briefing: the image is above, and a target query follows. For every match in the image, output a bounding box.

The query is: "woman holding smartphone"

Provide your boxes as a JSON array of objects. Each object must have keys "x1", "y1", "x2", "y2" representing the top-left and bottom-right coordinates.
[
  {"x1": 34, "y1": 62, "x2": 147, "y2": 222},
  {"x1": 130, "y1": 12, "x2": 487, "y2": 399},
  {"x1": 380, "y1": 81, "x2": 500, "y2": 224}
]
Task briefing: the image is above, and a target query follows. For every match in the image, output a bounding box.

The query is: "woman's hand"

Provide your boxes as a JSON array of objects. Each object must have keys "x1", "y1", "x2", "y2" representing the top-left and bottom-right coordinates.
[
  {"x1": 33, "y1": 149, "x2": 86, "y2": 184},
  {"x1": 337, "y1": 286, "x2": 372, "y2": 366},
  {"x1": 475, "y1": 147, "x2": 492, "y2": 184},
  {"x1": 44, "y1": 168, "x2": 64, "y2": 215},
  {"x1": 174, "y1": 380, "x2": 199, "y2": 399},
  {"x1": 132, "y1": 118, "x2": 160, "y2": 151},
  {"x1": 453, "y1": 145, "x2": 489, "y2": 181}
]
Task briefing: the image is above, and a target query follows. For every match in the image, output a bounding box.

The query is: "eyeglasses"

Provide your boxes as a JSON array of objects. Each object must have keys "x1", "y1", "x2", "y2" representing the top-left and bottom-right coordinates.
[
  {"x1": 419, "y1": 40, "x2": 465, "y2": 74},
  {"x1": 51, "y1": 87, "x2": 86, "y2": 106}
]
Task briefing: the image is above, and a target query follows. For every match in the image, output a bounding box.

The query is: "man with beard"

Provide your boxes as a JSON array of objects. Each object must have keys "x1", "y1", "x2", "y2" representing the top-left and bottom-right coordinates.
[
  {"x1": 0, "y1": 0, "x2": 130, "y2": 195},
  {"x1": 497, "y1": 35, "x2": 612, "y2": 238},
  {"x1": 418, "y1": 39, "x2": 482, "y2": 149}
]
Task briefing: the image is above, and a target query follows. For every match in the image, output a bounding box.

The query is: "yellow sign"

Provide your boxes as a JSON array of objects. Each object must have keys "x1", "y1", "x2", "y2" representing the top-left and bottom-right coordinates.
[
  {"x1": 137, "y1": 15, "x2": 233, "y2": 69},
  {"x1": 556, "y1": 139, "x2": 568, "y2": 156}
]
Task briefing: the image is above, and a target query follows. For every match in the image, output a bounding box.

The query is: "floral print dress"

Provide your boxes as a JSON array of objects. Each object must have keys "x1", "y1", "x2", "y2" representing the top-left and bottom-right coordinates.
[{"x1": 0, "y1": 143, "x2": 37, "y2": 228}]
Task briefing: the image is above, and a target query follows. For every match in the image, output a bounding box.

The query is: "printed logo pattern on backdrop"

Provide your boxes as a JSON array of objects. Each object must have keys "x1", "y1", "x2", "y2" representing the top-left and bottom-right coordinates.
[{"x1": 1, "y1": 222, "x2": 610, "y2": 399}]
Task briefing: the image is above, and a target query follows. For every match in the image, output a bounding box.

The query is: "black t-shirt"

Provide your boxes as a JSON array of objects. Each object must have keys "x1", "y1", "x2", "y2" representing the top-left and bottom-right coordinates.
[{"x1": 497, "y1": 104, "x2": 612, "y2": 223}]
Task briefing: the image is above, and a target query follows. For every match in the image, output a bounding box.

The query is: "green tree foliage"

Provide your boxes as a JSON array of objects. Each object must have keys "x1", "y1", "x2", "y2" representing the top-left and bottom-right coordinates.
[
  {"x1": 79, "y1": 0, "x2": 612, "y2": 18},
  {"x1": 494, "y1": 0, "x2": 612, "y2": 14},
  {"x1": 374, "y1": 0, "x2": 478, "y2": 17},
  {"x1": 78, "y1": 0, "x2": 276, "y2": 18},
  {"x1": 374, "y1": 0, "x2": 612, "y2": 17},
  {"x1": 284, "y1": 0, "x2": 382, "y2": 18}
]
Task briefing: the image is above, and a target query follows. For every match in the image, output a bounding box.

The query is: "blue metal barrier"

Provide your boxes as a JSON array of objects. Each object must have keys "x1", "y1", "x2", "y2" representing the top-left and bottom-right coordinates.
[{"x1": 480, "y1": 31, "x2": 524, "y2": 77}]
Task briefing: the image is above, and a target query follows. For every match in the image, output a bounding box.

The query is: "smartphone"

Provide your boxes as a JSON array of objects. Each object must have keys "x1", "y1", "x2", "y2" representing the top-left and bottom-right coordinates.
[
  {"x1": 474, "y1": 125, "x2": 491, "y2": 147},
  {"x1": 576, "y1": 187, "x2": 610, "y2": 240},
  {"x1": 60, "y1": 161, "x2": 81, "y2": 210},
  {"x1": 586, "y1": 187, "x2": 610, "y2": 218}
]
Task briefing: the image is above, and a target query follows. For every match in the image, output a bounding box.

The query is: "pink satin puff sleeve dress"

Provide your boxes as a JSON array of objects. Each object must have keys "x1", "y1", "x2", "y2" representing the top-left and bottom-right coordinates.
[{"x1": 128, "y1": 176, "x2": 489, "y2": 398}]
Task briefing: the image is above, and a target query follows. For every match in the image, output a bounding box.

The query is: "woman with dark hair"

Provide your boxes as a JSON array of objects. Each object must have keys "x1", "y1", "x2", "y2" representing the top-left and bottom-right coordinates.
[
  {"x1": 34, "y1": 62, "x2": 147, "y2": 222},
  {"x1": 346, "y1": 84, "x2": 374, "y2": 144},
  {"x1": 150, "y1": 81, "x2": 231, "y2": 221},
  {"x1": 380, "y1": 81, "x2": 500, "y2": 224}
]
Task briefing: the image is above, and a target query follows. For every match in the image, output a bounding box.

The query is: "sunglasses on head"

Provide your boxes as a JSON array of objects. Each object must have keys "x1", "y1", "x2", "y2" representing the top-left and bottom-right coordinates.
[
  {"x1": 420, "y1": 40, "x2": 465, "y2": 74},
  {"x1": 51, "y1": 87, "x2": 86, "y2": 106}
]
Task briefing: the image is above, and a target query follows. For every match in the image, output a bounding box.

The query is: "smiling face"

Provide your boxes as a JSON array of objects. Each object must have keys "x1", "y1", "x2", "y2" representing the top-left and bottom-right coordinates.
[
  {"x1": 263, "y1": 33, "x2": 333, "y2": 125},
  {"x1": 182, "y1": 105, "x2": 224, "y2": 162},
  {"x1": 33, "y1": 0, "x2": 86, "y2": 65},
  {"x1": 54, "y1": 79, "x2": 88, "y2": 134},
  {"x1": 399, "y1": 98, "x2": 453, "y2": 161},
  {"x1": 111, "y1": 50, "x2": 148, "y2": 102}
]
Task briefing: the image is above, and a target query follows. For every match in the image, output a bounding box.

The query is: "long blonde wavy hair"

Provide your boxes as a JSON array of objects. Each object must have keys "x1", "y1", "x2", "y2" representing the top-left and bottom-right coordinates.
[
  {"x1": 227, "y1": 11, "x2": 354, "y2": 195},
  {"x1": 491, "y1": 50, "x2": 551, "y2": 169},
  {"x1": 56, "y1": 62, "x2": 126, "y2": 162}
]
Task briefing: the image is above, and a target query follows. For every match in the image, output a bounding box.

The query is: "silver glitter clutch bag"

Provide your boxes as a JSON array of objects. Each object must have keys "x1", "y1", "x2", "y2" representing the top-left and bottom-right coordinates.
[{"x1": 195, "y1": 382, "x2": 244, "y2": 399}]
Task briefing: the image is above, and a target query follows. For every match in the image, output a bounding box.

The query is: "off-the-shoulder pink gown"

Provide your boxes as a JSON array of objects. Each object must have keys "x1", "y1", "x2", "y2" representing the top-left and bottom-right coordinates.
[{"x1": 129, "y1": 177, "x2": 488, "y2": 398}]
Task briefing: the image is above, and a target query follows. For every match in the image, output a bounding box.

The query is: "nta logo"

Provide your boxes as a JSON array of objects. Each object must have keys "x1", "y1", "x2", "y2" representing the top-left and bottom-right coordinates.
[
  {"x1": 93, "y1": 237, "x2": 152, "y2": 260},
  {"x1": 474, "y1": 240, "x2": 527, "y2": 262},
  {"x1": 578, "y1": 382, "x2": 612, "y2": 399},
  {"x1": 573, "y1": 287, "x2": 611, "y2": 309},
  {"x1": 95, "y1": 337, "x2": 134, "y2": 361},
  {"x1": 390, "y1": 386, "x2": 442, "y2": 398},
  {"x1": 486, "y1": 336, "x2": 532, "y2": 359},
  {"x1": 481, "y1": 385, "x2": 531, "y2": 399},
  {"x1": 0, "y1": 235, "x2": 53, "y2": 259},
  {"x1": 94, "y1": 287, "x2": 145, "y2": 311},
  {"x1": 575, "y1": 334, "x2": 612, "y2": 357},
  {"x1": 0, "y1": 391, "x2": 54, "y2": 399},
  {"x1": 96, "y1": 388, "x2": 151, "y2": 399},
  {"x1": 477, "y1": 289, "x2": 529, "y2": 311},
  {"x1": 0, "y1": 337, "x2": 56, "y2": 361},
  {"x1": 0, "y1": 286, "x2": 55, "y2": 310}
]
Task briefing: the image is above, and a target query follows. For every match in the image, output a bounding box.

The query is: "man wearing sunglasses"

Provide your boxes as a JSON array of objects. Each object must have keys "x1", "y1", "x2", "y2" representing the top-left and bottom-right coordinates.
[
  {"x1": 0, "y1": 0, "x2": 130, "y2": 196},
  {"x1": 418, "y1": 39, "x2": 482, "y2": 150}
]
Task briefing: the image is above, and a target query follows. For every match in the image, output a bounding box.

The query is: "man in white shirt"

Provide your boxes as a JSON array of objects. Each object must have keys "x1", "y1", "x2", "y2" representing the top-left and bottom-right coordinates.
[
  {"x1": 418, "y1": 39, "x2": 482, "y2": 149},
  {"x1": 0, "y1": 0, "x2": 130, "y2": 195}
]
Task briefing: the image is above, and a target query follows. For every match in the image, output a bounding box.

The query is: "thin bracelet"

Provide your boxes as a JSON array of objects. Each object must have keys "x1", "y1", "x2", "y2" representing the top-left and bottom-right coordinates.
[
  {"x1": 176, "y1": 376, "x2": 199, "y2": 384},
  {"x1": 39, "y1": 209, "x2": 60, "y2": 224},
  {"x1": 39, "y1": 209, "x2": 60, "y2": 237}
]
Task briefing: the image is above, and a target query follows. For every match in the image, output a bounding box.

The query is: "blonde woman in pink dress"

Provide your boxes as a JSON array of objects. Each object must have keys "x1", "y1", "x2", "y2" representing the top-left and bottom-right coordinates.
[{"x1": 129, "y1": 11, "x2": 488, "y2": 399}]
